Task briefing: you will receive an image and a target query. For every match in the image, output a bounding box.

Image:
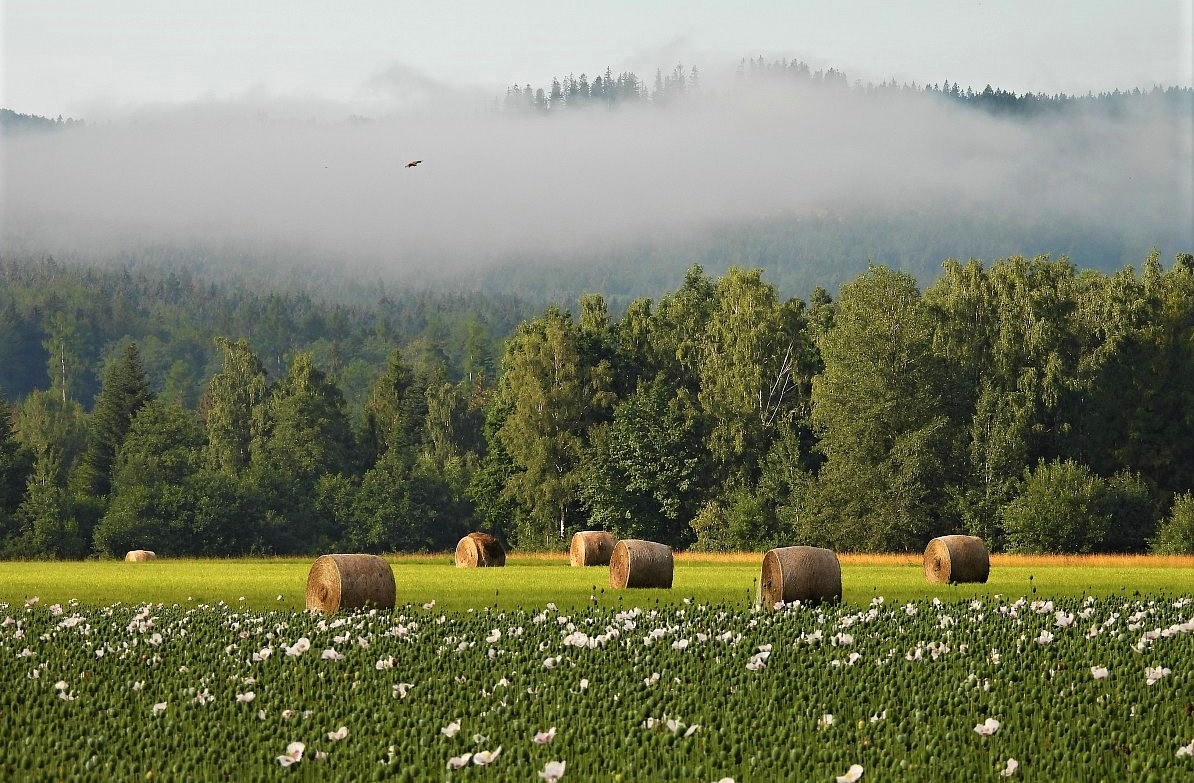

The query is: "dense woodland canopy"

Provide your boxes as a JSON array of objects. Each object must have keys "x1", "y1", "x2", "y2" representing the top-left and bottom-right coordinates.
[{"x1": 1, "y1": 250, "x2": 1192, "y2": 559}]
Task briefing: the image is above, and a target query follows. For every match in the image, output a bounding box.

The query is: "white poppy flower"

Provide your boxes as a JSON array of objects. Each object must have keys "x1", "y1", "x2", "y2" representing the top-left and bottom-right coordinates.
[
  {"x1": 974, "y1": 718, "x2": 1001, "y2": 736},
  {"x1": 539, "y1": 760, "x2": 566, "y2": 782},
  {"x1": 321, "y1": 648, "x2": 344, "y2": 661},
  {"x1": 446, "y1": 752, "x2": 472, "y2": 770},
  {"x1": 487, "y1": 629, "x2": 501, "y2": 643},
  {"x1": 835, "y1": 764, "x2": 864, "y2": 783},
  {"x1": 1145, "y1": 666, "x2": 1171, "y2": 685},
  {"x1": 1091, "y1": 666, "x2": 1109, "y2": 680},
  {"x1": 818, "y1": 713, "x2": 835, "y2": 728},
  {"x1": 277, "y1": 741, "x2": 305, "y2": 767},
  {"x1": 472, "y1": 747, "x2": 501, "y2": 765},
  {"x1": 543, "y1": 656, "x2": 561, "y2": 669},
  {"x1": 285, "y1": 638, "x2": 310, "y2": 657},
  {"x1": 684, "y1": 724, "x2": 700, "y2": 737},
  {"x1": 152, "y1": 701, "x2": 167, "y2": 716},
  {"x1": 1000, "y1": 757, "x2": 1019, "y2": 776},
  {"x1": 1035, "y1": 630, "x2": 1054, "y2": 645},
  {"x1": 533, "y1": 727, "x2": 557, "y2": 744},
  {"x1": 441, "y1": 720, "x2": 462, "y2": 738},
  {"x1": 375, "y1": 656, "x2": 395, "y2": 670},
  {"x1": 578, "y1": 678, "x2": 589, "y2": 690},
  {"x1": 393, "y1": 683, "x2": 413, "y2": 699},
  {"x1": 1176, "y1": 741, "x2": 1193, "y2": 757},
  {"x1": 327, "y1": 726, "x2": 348, "y2": 741},
  {"x1": 236, "y1": 692, "x2": 255, "y2": 704},
  {"x1": 672, "y1": 638, "x2": 689, "y2": 650}
]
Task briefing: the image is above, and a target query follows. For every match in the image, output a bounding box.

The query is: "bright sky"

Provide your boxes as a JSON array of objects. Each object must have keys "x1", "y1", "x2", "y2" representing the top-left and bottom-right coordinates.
[{"x1": 2, "y1": 0, "x2": 1192, "y2": 118}]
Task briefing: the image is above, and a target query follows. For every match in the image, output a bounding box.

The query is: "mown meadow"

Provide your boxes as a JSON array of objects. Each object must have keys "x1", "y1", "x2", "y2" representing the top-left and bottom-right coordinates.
[
  {"x1": 1, "y1": 555, "x2": 1192, "y2": 781},
  {"x1": 0, "y1": 554, "x2": 1191, "y2": 612}
]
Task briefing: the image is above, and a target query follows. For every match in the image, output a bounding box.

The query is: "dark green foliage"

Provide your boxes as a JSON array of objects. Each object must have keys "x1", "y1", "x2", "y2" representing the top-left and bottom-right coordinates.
[
  {"x1": 74, "y1": 341, "x2": 153, "y2": 498},
  {"x1": 8, "y1": 454, "x2": 85, "y2": 559},
  {"x1": 1002, "y1": 459, "x2": 1111, "y2": 554},
  {"x1": 806, "y1": 266, "x2": 954, "y2": 551},
  {"x1": 581, "y1": 378, "x2": 708, "y2": 546},
  {"x1": 1, "y1": 249, "x2": 1192, "y2": 557},
  {"x1": 1151, "y1": 492, "x2": 1194, "y2": 554},
  {"x1": 94, "y1": 401, "x2": 247, "y2": 557},
  {"x1": 0, "y1": 397, "x2": 33, "y2": 519}
]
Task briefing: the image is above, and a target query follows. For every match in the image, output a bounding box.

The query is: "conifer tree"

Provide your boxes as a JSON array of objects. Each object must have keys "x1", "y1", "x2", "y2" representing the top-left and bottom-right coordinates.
[{"x1": 75, "y1": 342, "x2": 152, "y2": 498}]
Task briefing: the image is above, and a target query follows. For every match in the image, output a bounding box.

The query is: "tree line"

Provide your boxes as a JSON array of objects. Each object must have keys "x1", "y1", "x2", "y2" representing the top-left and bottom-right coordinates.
[
  {"x1": 499, "y1": 56, "x2": 1193, "y2": 116},
  {"x1": 1, "y1": 251, "x2": 1192, "y2": 559}
]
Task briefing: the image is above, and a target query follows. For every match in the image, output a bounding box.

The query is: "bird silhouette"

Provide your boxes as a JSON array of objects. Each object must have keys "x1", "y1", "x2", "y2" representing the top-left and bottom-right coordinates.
[{"x1": 405, "y1": 159, "x2": 422, "y2": 168}]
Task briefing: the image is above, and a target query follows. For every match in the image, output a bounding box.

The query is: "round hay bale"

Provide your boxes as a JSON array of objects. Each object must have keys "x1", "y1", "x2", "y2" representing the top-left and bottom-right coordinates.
[
  {"x1": 305, "y1": 554, "x2": 396, "y2": 614},
  {"x1": 569, "y1": 531, "x2": 616, "y2": 567},
  {"x1": 124, "y1": 550, "x2": 156, "y2": 562},
  {"x1": 609, "y1": 539, "x2": 673, "y2": 589},
  {"x1": 454, "y1": 532, "x2": 506, "y2": 568},
  {"x1": 760, "y1": 546, "x2": 842, "y2": 607},
  {"x1": 923, "y1": 535, "x2": 990, "y2": 584}
]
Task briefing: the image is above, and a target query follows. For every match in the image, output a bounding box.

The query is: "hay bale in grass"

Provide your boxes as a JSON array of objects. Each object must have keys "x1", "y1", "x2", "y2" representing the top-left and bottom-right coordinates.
[
  {"x1": 609, "y1": 539, "x2": 673, "y2": 589},
  {"x1": 923, "y1": 535, "x2": 990, "y2": 584},
  {"x1": 760, "y1": 546, "x2": 842, "y2": 607},
  {"x1": 570, "y1": 531, "x2": 616, "y2": 567},
  {"x1": 124, "y1": 550, "x2": 156, "y2": 562},
  {"x1": 305, "y1": 554, "x2": 396, "y2": 614},
  {"x1": 454, "y1": 532, "x2": 506, "y2": 568}
]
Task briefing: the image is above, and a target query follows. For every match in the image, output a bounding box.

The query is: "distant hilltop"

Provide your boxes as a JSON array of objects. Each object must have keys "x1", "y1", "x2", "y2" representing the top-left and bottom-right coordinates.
[
  {"x1": 0, "y1": 108, "x2": 85, "y2": 133},
  {"x1": 498, "y1": 56, "x2": 1194, "y2": 117}
]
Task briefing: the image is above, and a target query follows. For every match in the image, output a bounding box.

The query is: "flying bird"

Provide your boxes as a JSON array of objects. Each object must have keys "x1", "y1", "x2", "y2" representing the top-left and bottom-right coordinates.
[{"x1": 405, "y1": 159, "x2": 422, "y2": 168}]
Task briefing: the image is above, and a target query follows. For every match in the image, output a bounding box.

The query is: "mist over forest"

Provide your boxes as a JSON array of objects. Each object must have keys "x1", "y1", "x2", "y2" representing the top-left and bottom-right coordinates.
[{"x1": 3, "y1": 57, "x2": 1192, "y2": 303}]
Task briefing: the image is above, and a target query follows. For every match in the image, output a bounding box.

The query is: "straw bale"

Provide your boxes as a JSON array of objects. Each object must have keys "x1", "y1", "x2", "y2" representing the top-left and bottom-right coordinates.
[
  {"x1": 569, "y1": 531, "x2": 616, "y2": 567},
  {"x1": 124, "y1": 550, "x2": 156, "y2": 562},
  {"x1": 305, "y1": 554, "x2": 396, "y2": 614},
  {"x1": 760, "y1": 546, "x2": 842, "y2": 607},
  {"x1": 923, "y1": 535, "x2": 990, "y2": 584},
  {"x1": 454, "y1": 532, "x2": 506, "y2": 568},
  {"x1": 609, "y1": 539, "x2": 673, "y2": 589}
]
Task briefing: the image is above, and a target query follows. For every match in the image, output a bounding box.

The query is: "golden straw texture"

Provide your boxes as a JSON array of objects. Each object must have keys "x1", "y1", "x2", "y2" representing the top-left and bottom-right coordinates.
[
  {"x1": 924, "y1": 535, "x2": 990, "y2": 584},
  {"x1": 305, "y1": 554, "x2": 396, "y2": 614},
  {"x1": 760, "y1": 546, "x2": 842, "y2": 607},
  {"x1": 609, "y1": 539, "x2": 673, "y2": 589},
  {"x1": 454, "y1": 533, "x2": 506, "y2": 568},
  {"x1": 569, "y1": 531, "x2": 616, "y2": 567}
]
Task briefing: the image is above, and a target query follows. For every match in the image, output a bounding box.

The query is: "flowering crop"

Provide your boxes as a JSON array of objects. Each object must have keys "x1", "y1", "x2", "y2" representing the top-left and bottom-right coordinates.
[{"x1": 0, "y1": 593, "x2": 1190, "y2": 780}]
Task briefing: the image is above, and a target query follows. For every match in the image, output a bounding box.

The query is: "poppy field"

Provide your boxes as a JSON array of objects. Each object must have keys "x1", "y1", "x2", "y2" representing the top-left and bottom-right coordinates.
[{"x1": 1, "y1": 577, "x2": 1191, "y2": 781}]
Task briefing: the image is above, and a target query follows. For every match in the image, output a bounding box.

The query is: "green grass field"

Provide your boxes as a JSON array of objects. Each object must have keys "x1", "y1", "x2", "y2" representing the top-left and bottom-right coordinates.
[{"x1": 2, "y1": 554, "x2": 1190, "y2": 612}]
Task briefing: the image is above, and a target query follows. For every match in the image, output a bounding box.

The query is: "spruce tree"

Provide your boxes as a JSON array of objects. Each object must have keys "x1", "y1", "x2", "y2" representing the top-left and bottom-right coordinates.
[{"x1": 75, "y1": 342, "x2": 152, "y2": 498}]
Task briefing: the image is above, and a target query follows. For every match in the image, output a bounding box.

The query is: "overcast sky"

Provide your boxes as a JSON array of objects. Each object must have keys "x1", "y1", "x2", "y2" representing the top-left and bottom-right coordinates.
[{"x1": 3, "y1": 0, "x2": 1192, "y2": 119}]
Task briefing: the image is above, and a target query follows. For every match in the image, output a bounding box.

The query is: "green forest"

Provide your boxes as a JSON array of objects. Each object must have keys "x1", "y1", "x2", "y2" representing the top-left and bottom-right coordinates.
[{"x1": 0, "y1": 250, "x2": 1192, "y2": 559}]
